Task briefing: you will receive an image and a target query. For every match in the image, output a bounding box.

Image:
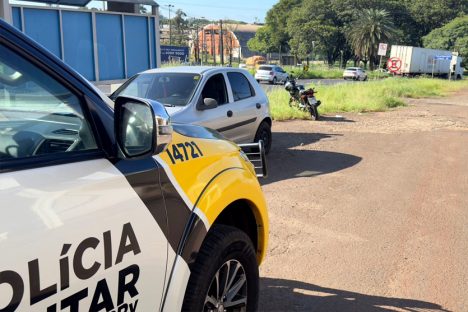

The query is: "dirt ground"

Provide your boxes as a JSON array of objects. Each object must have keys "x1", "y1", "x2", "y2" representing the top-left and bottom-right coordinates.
[{"x1": 258, "y1": 89, "x2": 468, "y2": 312}]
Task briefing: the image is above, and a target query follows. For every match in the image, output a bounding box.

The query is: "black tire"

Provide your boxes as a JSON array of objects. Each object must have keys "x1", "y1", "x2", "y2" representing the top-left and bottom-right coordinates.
[
  {"x1": 271, "y1": 77, "x2": 277, "y2": 85},
  {"x1": 309, "y1": 105, "x2": 319, "y2": 120},
  {"x1": 182, "y1": 225, "x2": 259, "y2": 312},
  {"x1": 254, "y1": 121, "x2": 272, "y2": 154}
]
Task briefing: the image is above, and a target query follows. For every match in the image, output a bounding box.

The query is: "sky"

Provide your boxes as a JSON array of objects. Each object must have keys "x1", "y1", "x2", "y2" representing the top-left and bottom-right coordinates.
[
  {"x1": 10, "y1": 0, "x2": 278, "y2": 24},
  {"x1": 155, "y1": 0, "x2": 277, "y2": 23}
]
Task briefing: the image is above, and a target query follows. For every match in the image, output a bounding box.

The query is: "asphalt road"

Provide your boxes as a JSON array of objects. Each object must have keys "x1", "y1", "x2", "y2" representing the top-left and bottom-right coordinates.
[
  {"x1": 260, "y1": 79, "x2": 358, "y2": 92},
  {"x1": 258, "y1": 88, "x2": 468, "y2": 311}
]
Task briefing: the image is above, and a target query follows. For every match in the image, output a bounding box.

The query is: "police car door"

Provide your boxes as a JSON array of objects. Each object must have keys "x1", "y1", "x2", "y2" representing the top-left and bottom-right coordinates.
[{"x1": 0, "y1": 36, "x2": 167, "y2": 311}]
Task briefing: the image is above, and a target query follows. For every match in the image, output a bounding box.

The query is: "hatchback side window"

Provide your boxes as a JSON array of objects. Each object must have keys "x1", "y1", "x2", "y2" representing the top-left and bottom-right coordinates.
[
  {"x1": 201, "y1": 73, "x2": 228, "y2": 105},
  {"x1": 0, "y1": 44, "x2": 97, "y2": 161},
  {"x1": 227, "y1": 72, "x2": 255, "y2": 101}
]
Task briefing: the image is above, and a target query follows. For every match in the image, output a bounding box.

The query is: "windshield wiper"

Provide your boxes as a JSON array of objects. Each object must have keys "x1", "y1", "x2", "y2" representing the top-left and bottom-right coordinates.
[{"x1": 163, "y1": 103, "x2": 176, "y2": 107}]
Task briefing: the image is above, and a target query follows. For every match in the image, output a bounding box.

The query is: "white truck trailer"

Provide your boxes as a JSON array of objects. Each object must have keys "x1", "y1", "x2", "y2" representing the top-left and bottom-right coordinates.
[{"x1": 390, "y1": 45, "x2": 464, "y2": 79}]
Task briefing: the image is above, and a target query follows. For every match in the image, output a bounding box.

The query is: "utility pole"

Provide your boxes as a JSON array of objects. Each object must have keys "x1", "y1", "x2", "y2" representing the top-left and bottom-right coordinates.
[
  {"x1": 203, "y1": 28, "x2": 208, "y2": 64},
  {"x1": 211, "y1": 24, "x2": 216, "y2": 65},
  {"x1": 340, "y1": 50, "x2": 344, "y2": 69},
  {"x1": 219, "y1": 20, "x2": 224, "y2": 65},
  {"x1": 198, "y1": 17, "x2": 205, "y2": 65},
  {"x1": 166, "y1": 4, "x2": 174, "y2": 45},
  {"x1": 195, "y1": 24, "x2": 199, "y2": 64},
  {"x1": 278, "y1": 45, "x2": 281, "y2": 65}
]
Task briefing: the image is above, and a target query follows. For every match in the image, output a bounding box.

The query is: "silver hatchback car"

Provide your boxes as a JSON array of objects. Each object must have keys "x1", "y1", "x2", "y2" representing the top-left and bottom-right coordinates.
[
  {"x1": 255, "y1": 65, "x2": 289, "y2": 84},
  {"x1": 343, "y1": 67, "x2": 368, "y2": 81},
  {"x1": 111, "y1": 66, "x2": 273, "y2": 153}
]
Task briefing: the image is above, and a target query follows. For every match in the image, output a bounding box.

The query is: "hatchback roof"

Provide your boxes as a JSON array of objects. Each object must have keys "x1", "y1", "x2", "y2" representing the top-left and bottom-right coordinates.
[{"x1": 142, "y1": 66, "x2": 242, "y2": 75}]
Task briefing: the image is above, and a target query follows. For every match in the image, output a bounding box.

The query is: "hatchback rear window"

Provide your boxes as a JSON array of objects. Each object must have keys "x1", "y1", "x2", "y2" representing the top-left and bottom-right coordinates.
[
  {"x1": 346, "y1": 68, "x2": 357, "y2": 71},
  {"x1": 227, "y1": 72, "x2": 255, "y2": 101},
  {"x1": 258, "y1": 66, "x2": 273, "y2": 71}
]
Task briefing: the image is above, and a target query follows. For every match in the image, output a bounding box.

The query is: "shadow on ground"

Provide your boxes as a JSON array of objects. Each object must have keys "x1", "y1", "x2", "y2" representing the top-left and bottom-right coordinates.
[
  {"x1": 319, "y1": 115, "x2": 355, "y2": 123},
  {"x1": 262, "y1": 132, "x2": 361, "y2": 185},
  {"x1": 259, "y1": 277, "x2": 451, "y2": 312}
]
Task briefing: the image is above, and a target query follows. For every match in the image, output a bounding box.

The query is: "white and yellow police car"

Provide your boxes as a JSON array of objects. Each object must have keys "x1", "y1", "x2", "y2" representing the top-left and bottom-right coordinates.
[{"x1": 0, "y1": 19, "x2": 268, "y2": 311}]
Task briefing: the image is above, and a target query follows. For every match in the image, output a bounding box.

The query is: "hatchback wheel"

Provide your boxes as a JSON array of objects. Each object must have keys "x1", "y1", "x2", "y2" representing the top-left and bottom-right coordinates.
[{"x1": 254, "y1": 121, "x2": 272, "y2": 154}]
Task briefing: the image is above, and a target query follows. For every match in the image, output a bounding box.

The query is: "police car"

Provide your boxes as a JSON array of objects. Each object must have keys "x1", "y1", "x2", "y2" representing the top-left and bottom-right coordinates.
[{"x1": 0, "y1": 20, "x2": 268, "y2": 311}]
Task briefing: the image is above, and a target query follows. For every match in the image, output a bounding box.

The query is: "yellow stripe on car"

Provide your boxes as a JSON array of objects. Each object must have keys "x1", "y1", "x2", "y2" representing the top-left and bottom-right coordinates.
[{"x1": 159, "y1": 132, "x2": 269, "y2": 263}]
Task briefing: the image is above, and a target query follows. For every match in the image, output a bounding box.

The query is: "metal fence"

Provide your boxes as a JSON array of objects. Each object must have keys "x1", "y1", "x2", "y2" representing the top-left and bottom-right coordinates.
[{"x1": 11, "y1": 5, "x2": 160, "y2": 82}]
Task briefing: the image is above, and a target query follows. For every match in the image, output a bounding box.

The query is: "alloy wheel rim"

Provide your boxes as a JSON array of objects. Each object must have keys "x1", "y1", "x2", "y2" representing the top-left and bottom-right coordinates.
[{"x1": 204, "y1": 260, "x2": 247, "y2": 312}]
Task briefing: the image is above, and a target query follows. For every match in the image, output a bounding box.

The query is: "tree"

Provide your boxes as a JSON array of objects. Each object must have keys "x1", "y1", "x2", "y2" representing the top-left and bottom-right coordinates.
[
  {"x1": 287, "y1": 0, "x2": 347, "y2": 65},
  {"x1": 247, "y1": 0, "x2": 302, "y2": 54},
  {"x1": 406, "y1": 0, "x2": 468, "y2": 44},
  {"x1": 347, "y1": 9, "x2": 397, "y2": 69},
  {"x1": 247, "y1": 25, "x2": 275, "y2": 53},
  {"x1": 423, "y1": 15, "x2": 468, "y2": 65},
  {"x1": 332, "y1": 0, "x2": 416, "y2": 45},
  {"x1": 172, "y1": 9, "x2": 189, "y2": 46}
]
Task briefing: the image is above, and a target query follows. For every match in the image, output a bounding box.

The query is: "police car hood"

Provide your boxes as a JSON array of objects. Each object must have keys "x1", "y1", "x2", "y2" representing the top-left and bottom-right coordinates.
[{"x1": 172, "y1": 123, "x2": 229, "y2": 143}]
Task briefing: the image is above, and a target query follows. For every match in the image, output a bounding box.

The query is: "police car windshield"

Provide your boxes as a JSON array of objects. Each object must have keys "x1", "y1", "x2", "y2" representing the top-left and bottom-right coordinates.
[{"x1": 114, "y1": 73, "x2": 201, "y2": 107}]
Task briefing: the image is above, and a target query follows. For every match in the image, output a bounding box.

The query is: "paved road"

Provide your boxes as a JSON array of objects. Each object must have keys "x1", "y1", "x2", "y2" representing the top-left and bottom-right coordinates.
[
  {"x1": 259, "y1": 89, "x2": 468, "y2": 311},
  {"x1": 260, "y1": 79, "x2": 358, "y2": 92}
]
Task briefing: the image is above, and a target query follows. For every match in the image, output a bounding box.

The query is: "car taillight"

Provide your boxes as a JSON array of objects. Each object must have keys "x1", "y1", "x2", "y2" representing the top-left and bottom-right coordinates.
[{"x1": 269, "y1": 71, "x2": 274, "y2": 75}]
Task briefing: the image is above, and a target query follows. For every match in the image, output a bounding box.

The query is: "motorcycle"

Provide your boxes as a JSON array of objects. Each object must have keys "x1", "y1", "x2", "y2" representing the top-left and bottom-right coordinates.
[{"x1": 284, "y1": 78, "x2": 321, "y2": 120}]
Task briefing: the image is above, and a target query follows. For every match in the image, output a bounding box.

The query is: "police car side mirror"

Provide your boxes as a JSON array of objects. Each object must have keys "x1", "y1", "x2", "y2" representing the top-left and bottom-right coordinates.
[{"x1": 114, "y1": 96, "x2": 172, "y2": 159}]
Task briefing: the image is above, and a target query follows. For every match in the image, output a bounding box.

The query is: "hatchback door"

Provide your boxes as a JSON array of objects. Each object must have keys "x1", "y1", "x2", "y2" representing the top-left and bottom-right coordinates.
[
  {"x1": 276, "y1": 67, "x2": 287, "y2": 82},
  {"x1": 224, "y1": 71, "x2": 261, "y2": 143},
  {"x1": 192, "y1": 72, "x2": 259, "y2": 143}
]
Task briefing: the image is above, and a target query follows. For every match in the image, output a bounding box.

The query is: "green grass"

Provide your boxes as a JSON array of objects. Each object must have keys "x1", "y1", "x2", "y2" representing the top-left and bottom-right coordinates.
[
  {"x1": 268, "y1": 77, "x2": 468, "y2": 120},
  {"x1": 283, "y1": 65, "x2": 392, "y2": 80},
  {"x1": 283, "y1": 65, "x2": 344, "y2": 79}
]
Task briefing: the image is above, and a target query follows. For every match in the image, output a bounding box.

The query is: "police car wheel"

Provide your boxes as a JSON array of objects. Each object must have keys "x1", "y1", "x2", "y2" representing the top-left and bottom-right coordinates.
[{"x1": 182, "y1": 225, "x2": 259, "y2": 312}]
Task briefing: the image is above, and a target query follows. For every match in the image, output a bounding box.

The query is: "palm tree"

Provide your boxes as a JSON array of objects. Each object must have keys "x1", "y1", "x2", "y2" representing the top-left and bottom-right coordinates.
[{"x1": 347, "y1": 9, "x2": 397, "y2": 70}]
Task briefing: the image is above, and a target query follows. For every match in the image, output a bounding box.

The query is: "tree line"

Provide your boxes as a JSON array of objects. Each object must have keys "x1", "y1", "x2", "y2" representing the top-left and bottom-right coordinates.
[{"x1": 247, "y1": 0, "x2": 468, "y2": 69}]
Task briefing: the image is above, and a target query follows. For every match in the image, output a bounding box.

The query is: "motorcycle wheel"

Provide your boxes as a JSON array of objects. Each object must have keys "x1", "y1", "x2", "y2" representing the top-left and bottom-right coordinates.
[{"x1": 309, "y1": 105, "x2": 319, "y2": 120}]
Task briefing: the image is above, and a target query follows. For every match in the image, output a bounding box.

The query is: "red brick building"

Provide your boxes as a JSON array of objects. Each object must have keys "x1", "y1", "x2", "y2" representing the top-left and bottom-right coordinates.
[{"x1": 193, "y1": 23, "x2": 262, "y2": 62}]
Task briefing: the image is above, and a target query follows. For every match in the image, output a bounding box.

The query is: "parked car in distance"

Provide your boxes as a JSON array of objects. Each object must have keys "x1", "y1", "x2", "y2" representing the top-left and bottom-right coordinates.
[
  {"x1": 255, "y1": 65, "x2": 289, "y2": 85},
  {"x1": 111, "y1": 66, "x2": 273, "y2": 153},
  {"x1": 343, "y1": 67, "x2": 368, "y2": 81}
]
